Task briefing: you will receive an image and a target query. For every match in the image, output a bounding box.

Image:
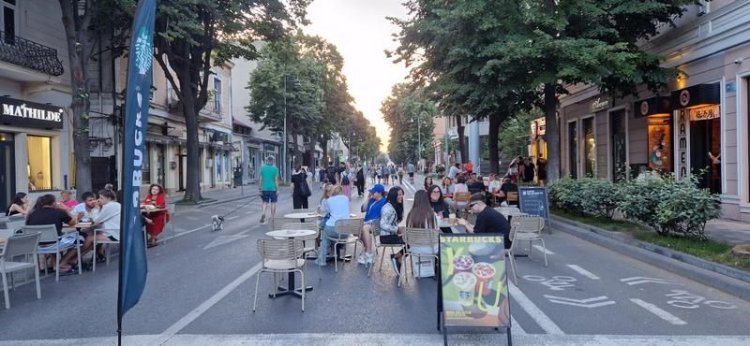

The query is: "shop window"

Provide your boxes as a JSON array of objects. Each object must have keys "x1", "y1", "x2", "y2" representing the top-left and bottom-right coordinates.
[
  {"x1": 568, "y1": 121, "x2": 578, "y2": 179},
  {"x1": 647, "y1": 116, "x2": 672, "y2": 172},
  {"x1": 611, "y1": 110, "x2": 627, "y2": 181},
  {"x1": 582, "y1": 117, "x2": 596, "y2": 177},
  {"x1": 213, "y1": 77, "x2": 222, "y2": 114},
  {"x1": 27, "y1": 136, "x2": 52, "y2": 190},
  {"x1": 142, "y1": 143, "x2": 151, "y2": 184}
]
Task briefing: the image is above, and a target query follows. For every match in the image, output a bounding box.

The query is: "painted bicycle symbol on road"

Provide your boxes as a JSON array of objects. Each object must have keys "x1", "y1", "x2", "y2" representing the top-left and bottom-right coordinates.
[
  {"x1": 665, "y1": 290, "x2": 736, "y2": 310},
  {"x1": 523, "y1": 275, "x2": 576, "y2": 291}
]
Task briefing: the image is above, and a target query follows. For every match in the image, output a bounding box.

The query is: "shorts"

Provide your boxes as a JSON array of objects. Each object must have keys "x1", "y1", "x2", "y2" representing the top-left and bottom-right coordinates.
[
  {"x1": 379, "y1": 234, "x2": 404, "y2": 244},
  {"x1": 260, "y1": 190, "x2": 278, "y2": 203}
]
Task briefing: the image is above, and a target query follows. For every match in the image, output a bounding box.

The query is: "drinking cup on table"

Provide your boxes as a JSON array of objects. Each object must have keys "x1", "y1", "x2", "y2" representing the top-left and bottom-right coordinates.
[
  {"x1": 449, "y1": 213, "x2": 457, "y2": 225},
  {"x1": 77, "y1": 212, "x2": 85, "y2": 221}
]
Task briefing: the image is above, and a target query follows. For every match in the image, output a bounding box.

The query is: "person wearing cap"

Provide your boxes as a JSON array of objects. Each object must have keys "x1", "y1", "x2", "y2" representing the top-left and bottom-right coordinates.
[
  {"x1": 358, "y1": 183, "x2": 387, "y2": 265},
  {"x1": 459, "y1": 193, "x2": 511, "y2": 249}
]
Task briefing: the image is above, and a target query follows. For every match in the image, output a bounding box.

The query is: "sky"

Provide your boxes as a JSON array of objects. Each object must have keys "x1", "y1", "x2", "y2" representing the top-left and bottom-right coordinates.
[{"x1": 303, "y1": 0, "x2": 411, "y2": 151}]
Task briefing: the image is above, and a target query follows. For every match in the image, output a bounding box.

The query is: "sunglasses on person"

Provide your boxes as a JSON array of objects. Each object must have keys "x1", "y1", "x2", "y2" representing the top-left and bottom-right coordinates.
[{"x1": 468, "y1": 201, "x2": 481, "y2": 208}]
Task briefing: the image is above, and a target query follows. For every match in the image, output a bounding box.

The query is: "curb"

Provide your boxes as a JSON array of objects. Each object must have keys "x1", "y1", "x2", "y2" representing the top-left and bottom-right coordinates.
[{"x1": 550, "y1": 215, "x2": 750, "y2": 302}]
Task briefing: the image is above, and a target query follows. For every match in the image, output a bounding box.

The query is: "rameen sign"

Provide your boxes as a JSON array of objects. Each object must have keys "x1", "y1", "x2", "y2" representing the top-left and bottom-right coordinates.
[{"x1": 0, "y1": 97, "x2": 64, "y2": 129}]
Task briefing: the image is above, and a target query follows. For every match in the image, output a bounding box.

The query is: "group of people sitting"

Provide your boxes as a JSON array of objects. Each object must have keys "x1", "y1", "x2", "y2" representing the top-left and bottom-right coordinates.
[
  {"x1": 4, "y1": 183, "x2": 170, "y2": 275},
  {"x1": 313, "y1": 179, "x2": 511, "y2": 278},
  {"x1": 436, "y1": 173, "x2": 518, "y2": 209}
]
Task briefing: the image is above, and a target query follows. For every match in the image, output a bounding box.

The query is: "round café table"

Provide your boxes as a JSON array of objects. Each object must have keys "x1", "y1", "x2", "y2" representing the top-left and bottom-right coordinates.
[
  {"x1": 283, "y1": 212, "x2": 321, "y2": 223},
  {"x1": 265, "y1": 229, "x2": 317, "y2": 298}
]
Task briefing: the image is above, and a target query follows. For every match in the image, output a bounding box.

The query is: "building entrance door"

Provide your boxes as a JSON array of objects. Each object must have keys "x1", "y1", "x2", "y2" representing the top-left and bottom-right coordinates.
[
  {"x1": 610, "y1": 110, "x2": 627, "y2": 181},
  {"x1": 178, "y1": 146, "x2": 186, "y2": 192},
  {"x1": 690, "y1": 117, "x2": 721, "y2": 193},
  {"x1": 0, "y1": 133, "x2": 16, "y2": 212}
]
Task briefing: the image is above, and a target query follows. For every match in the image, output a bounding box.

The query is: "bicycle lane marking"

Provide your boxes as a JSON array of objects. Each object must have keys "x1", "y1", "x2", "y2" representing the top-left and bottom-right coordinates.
[
  {"x1": 630, "y1": 298, "x2": 687, "y2": 326},
  {"x1": 509, "y1": 281, "x2": 565, "y2": 335}
]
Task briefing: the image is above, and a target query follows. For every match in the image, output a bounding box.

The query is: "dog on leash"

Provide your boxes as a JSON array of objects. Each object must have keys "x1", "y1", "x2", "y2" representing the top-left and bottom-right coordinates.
[{"x1": 211, "y1": 215, "x2": 225, "y2": 232}]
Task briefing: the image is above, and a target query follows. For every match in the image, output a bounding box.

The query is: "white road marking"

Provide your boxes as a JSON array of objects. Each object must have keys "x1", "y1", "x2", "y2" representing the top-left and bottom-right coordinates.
[
  {"x1": 566, "y1": 264, "x2": 600, "y2": 280},
  {"x1": 509, "y1": 281, "x2": 565, "y2": 335},
  {"x1": 203, "y1": 230, "x2": 250, "y2": 250},
  {"x1": 161, "y1": 215, "x2": 242, "y2": 242},
  {"x1": 533, "y1": 245, "x2": 554, "y2": 255},
  {"x1": 510, "y1": 316, "x2": 527, "y2": 335},
  {"x1": 620, "y1": 276, "x2": 676, "y2": 286},
  {"x1": 630, "y1": 298, "x2": 687, "y2": 326},
  {"x1": 155, "y1": 262, "x2": 263, "y2": 344},
  {"x1": 544, "y1": 295, "x2": 615, "y2": 308}
]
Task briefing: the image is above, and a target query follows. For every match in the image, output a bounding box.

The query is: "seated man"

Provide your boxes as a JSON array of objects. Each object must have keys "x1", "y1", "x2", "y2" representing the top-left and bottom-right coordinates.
[
  {"x1": 467, "y1": 174, "x2": 486, "y2": 195},
  {"x1": 460, "y1": 194, "x2": 511, "y2": 249},
  {"x1": 496, "y1": 177, "x2": 518, "y2": 205},
  {"x1": 72, "y1": 191, "x2": 100, "y2": 223},
  {"x1": 59, "y1": 189, "x2": 121, "y2": 272},
  {"x1": 358, "y1": 184, "x2": 387, "y2": 265}
]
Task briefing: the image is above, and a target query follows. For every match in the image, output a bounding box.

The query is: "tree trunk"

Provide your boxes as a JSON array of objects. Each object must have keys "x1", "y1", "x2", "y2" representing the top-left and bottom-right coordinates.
[
  {"x1": 544, "y1": 83, "x2": 560, "y2": 182},
  {"x1": 488, "y1": 113, "x2": 500, "y2": 174},
  {"x1": 59, "y1": 0, "x2": 92, "y2": 196},
  {"x1": 320, "y1": 137, "x2": 329, "y2": 164},
  {"x1": 181, "y1": 90, "x2": 203, "y2": 203},
  {"x1": 455, "y1": 114, "x2": 466, "y2": 164}
]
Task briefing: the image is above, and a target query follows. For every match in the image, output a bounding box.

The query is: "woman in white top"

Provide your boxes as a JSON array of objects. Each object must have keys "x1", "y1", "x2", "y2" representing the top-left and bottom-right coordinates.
[{"x1": 314, "y1": 185, "x2": 350, "y2": 266}]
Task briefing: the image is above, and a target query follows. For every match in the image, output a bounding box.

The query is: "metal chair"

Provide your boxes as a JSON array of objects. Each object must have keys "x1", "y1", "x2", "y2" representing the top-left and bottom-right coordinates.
[
  {"x1": 401, "y1": 227, "x2": 440, "y2": 287},
  {"x1": 368, "y1": 230, "x2": 404, "y2": 278},
  {"x1": 506, "y1": 191, "x2": 519, "y2": 206},
  {"x1": 511, "y1": 215, "x2": 547, "y2": 267},
  {"x1": 20, "y1": 225, "x2": 82, "y2": 281},
  {"x1": 253, "y1": 238, "x2": 306, "y2": 312},
  {"x1": 452, "y1": 192, "x2": 472, "y2": 218},
  {"x1": 330, "y1": 218, "x2": 364, "y2": 272},
  {"x1": 5, "y1": 219, "x2": 25, "y2": 234},
  {"x1": 1, "y1": 232, "x2": 42, "y2": 309},
  {"x1": 92, "y1": 230, "x2": 119, "y2": 272},
  {"x1": 162, "y1": 203, "x2": 176, "y2": 245}
]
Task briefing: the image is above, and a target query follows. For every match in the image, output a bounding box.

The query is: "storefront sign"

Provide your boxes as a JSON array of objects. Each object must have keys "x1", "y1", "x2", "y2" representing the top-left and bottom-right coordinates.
[
  {"x1": 634, "y1": 96, "x2": 671, "y2": 118},
  {"x1": 590, "y1": 97, "x2": 610, "y2": 112},
  {"x1": 672, "y1": 83, "x2": 720, "y2": 108},
  {"x1": 689, "y1": 104, "x2": 720, "y2": 121},
  {"x1": 647, "y1": 116, "x2": 672, "y2": 172},
  {"x1": 677, "y1": 110, "x2": 689, "y2": 178},
  {"x1": 439, "y1": 234, "x2": 510, "y2": 329},
  {"x1": 0, "y1": 97, "x2": 64, "y2": 129}
]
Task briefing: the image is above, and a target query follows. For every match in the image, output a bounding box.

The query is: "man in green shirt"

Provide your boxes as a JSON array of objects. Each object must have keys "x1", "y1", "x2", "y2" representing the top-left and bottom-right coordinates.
[{"x1": 258, "y1": 155, "x2": 281, "y2": 224}]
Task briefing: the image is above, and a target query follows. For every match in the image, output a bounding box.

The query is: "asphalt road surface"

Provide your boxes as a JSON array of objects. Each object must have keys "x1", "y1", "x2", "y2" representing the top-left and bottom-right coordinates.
[{"x1": 1, "y1": 178, "x2": 749, "y2": 345}]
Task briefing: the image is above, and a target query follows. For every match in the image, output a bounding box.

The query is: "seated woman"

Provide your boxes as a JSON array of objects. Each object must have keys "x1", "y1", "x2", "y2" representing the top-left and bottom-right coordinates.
[
  {"x1": 378, "y1": 186, "x2": 405, "y2": 275},
  {"x1": 423, "y1": 176, "x2": 434, "y2": 192},
  {"x1": 428, "y1": 185, "x2": 450, "y2": 219},
  {"x1": 58, "y1": 190, "x2": 78, "y2": 211},
  {"x1": 405, "y1": 190, "x2": 440, "y2": 254},
  {"x1": 25, "y1": 194, "x2": 77, "y2": 273},
  {"x1": 451, "y1": 175, "x2": 470, "y2": 211},
  {"x1": 6, "y1": 192, "x2": 30, "y2": 216},
  {"x1": 440, "y1": 177, "x2": 454, "y2": 203},
  {"x1": 142, "y1": 184, "x2": 168, "y2": 247},
  {"x1": 59, "y1": 189, "x2": 121, "y2": 273},
  {"x1": 314, "y1": 185, "x2": 350, "y2": 266}
]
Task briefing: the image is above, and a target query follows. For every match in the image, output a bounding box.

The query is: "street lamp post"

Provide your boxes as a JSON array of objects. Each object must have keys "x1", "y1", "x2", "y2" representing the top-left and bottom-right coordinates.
[
  {"x1": 417, "y1": 113, "x2": 423, "y2": 166},
  {"x1": 282, "y1": 74, "x2": 288, "y2": 183}
]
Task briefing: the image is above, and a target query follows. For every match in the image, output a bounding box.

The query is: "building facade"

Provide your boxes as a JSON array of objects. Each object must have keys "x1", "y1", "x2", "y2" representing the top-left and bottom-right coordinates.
[
  {"x1": 557, "y1": 0, "x2": 750, "y2": 221},
  {"x1": 0, "y1": 1, "x2": 73, "y2": 211}
]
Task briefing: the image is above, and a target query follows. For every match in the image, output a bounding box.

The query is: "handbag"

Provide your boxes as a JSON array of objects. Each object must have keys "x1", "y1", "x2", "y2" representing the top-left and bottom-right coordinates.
[{"x1": 300, "y1": 180, "x2": 312, "y2": 197}]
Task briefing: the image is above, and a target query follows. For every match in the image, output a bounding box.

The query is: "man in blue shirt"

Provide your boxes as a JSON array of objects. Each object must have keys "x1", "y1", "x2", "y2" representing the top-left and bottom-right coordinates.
[
  {"x1": 258, "y1": 156, "x2": 280, "y2": 224},
  {"x1": 359, "y1": 184, "x2": 386, "y2": 265}
]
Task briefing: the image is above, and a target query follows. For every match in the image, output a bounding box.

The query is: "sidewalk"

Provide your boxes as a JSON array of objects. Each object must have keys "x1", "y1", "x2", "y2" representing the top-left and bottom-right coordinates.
[
  {"x1": 165, "y1": 183, "x2": 294, "y2": 209},
  {"x1": 705, "y1": 218, "x2": 750, "y2": 245}
]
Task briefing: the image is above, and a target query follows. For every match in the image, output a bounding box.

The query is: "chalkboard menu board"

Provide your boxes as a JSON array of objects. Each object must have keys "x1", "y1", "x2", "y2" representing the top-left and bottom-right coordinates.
[{"x1": 518, "y1": 187, "x2": 549, "y2": 220}]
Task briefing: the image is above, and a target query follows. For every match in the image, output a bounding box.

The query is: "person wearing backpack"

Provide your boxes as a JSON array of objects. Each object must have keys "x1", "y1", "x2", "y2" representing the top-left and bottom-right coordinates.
[
  {"x1": 292, "y1": 166, "x2": 311, "y2": 209},
  {"x1": 341, "y1": 164, "x2": 352, "y2": 200}
]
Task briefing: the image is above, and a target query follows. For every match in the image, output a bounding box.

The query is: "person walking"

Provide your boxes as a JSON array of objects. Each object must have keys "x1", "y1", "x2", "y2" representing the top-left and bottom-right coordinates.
[
  {"x1": 258, "y1": 156, "x2": 280, "y2": 224},
  {"x1": 291, "y1": 166, "x2": 310, "y2": 209},
  {"x1": 341, "y1": 165, "x2": 352, "y2": 200},
  {"x1": 356, "y1": 164, "x2": 366, "y2": 197},
  {"x1": 407, "y1": 162, "x2": 416, "y2": 183}
]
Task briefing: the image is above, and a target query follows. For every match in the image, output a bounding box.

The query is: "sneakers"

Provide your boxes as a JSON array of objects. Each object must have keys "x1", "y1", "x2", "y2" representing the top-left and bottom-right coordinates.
[
  {"x1": 259, "y1": 214, "x2": 266, "y2": 224},
  {"x1": 390, "y1": 254, "x2": 401, "y2": 276},
  {"x1": 357, "y1": 253, "x2": 368, "y2": 265}
]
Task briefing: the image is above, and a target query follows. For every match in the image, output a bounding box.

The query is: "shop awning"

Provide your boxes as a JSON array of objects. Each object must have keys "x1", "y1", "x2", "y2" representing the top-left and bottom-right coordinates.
[
  {"x1": 672, "y1": 83, "x2": 720, "y2": 109},
  {"x1": 634, "y1": 96, "x2": 671, "y2": 118}
]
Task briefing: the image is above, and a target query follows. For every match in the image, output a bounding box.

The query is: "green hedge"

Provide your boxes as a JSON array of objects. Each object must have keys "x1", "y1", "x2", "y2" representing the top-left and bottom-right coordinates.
[{"x1": 549, "y1": 174, "x2": 720, "y2": 239}]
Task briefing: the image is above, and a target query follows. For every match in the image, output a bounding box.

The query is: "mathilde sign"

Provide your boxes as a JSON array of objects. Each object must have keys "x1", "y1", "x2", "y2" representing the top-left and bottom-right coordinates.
[{"x1": 0, "y1": 97, "x2": 64, "y2": 130}]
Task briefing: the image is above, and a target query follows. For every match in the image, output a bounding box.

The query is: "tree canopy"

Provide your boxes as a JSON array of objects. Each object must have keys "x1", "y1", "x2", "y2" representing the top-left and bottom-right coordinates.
[{"x1": 381, "y1": 83, "x2": 437, "y2": 165}]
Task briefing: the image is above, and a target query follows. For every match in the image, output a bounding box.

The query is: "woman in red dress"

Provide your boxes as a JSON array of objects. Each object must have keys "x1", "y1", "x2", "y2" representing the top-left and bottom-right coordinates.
[{"x1": 142, "y1": 184, "x2": 168, "y2": 247}]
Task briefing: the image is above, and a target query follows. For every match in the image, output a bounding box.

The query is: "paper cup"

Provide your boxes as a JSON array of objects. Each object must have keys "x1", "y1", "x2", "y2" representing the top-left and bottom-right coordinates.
[
  {"x1": 452, "y1": 272, "x2": 477, "y2": 307},
  {"x1": 472, "y1": 262, "x2": 497, "y2": 296}
]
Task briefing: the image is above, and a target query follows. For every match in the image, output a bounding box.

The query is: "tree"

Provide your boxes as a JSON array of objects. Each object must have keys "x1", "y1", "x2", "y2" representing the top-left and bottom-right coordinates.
[
  {"x1": 381, "y1": 83, "x2": 436, "y2": 165},
  {"x1": 58, "y1": 0, "x2": 100, "y2": 197},
  {"x1": 148, "y1": 0, "x2": 309, "y2": 203},
  {"x1": 389, "y1": 0, "x2": 537, "y2": 174},
  {"x1": 498, "y1": 108, "x2": 542, "y2": 160}
]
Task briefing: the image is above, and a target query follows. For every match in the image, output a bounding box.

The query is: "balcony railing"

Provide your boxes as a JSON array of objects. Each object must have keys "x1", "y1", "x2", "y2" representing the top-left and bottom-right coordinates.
[{"x1": 0, "y1": 31, "x2": 64, "y2": 76}]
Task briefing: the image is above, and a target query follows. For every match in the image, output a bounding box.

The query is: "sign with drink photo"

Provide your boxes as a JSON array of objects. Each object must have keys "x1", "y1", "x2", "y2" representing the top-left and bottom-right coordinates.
[{"x1": 439, "y1": 234, "x2": 510, "y2": 328}]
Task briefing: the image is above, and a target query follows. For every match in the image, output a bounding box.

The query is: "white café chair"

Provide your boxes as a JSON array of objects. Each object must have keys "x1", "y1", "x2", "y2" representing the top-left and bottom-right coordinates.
[
  {"x1": 1, "y1": 232, "x2": 42, "y2": 309},
  {"x1": 368, "y1": 228, "x2": 404, "y2": 278},
  {"x1": 330, "y1": 218, "x2": 364, "y2": 272},
  {"x1": 510, "y1": 215, "x2": 547, "y2": 267},
  {"x1": 401, "y1": 227, "x2": 439, "y2": 287},
  {"x1": 5, "y1": 219, "x2": 25, "y2": 234},
  {"x1": 253, "y1": 238, "x2": 306, "y2": 312},
  {"x1": 92, "y1": 230, "x2": 119, "y2": 272},
  {"x1": 20, "y1": 225, "x2": 82, "y2": 281}
]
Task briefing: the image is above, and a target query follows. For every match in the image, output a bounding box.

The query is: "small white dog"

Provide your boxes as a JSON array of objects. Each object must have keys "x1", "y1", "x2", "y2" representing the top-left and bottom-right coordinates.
[{"x1": 211, "y1": 215, "x2": 225, "y2": 232}]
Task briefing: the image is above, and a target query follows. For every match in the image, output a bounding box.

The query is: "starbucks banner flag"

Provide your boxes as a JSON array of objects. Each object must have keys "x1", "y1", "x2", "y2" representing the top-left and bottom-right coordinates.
[{"x1": 118, "y1": 0, "x2": 156, "y2": 332}]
